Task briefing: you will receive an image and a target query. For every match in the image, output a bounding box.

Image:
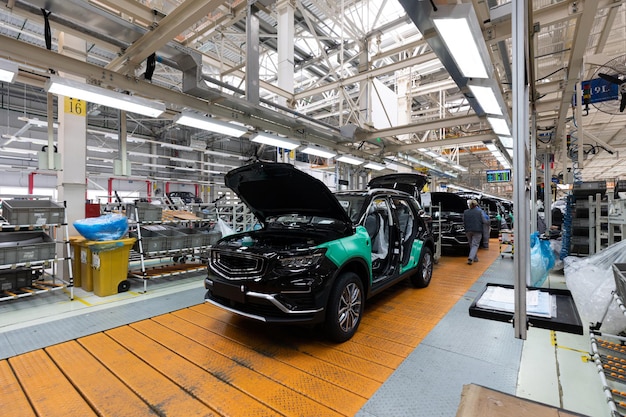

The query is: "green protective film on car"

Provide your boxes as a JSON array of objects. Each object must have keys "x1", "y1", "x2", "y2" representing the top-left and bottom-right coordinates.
[
  {"x1": 317, "y1": 226, "x2": 372, "y2": 276},
  {"x1": 400, "y1": 239, "x2": 424, "y2": 274}
]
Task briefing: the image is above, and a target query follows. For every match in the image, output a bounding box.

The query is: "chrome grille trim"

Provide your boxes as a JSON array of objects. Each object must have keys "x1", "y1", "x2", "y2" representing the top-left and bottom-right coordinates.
[{"x1": 210, "y1": 250, "x2": 265, "y2": 280}]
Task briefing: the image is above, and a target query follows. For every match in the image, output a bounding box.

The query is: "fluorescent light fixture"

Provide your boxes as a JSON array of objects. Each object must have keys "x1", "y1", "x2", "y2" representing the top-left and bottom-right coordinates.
[
  {"x1": 336, "y1": 155, "x2": 364, "y2": 165},
  {"x1": 201, "y1": 161, "x2": 238, "y2": 169},
  {"x1": 170, "y1": 157, "x2": 199, "y2": 164},
  {"x1": 86, "y1": 163, "x2": 112, "y2": 169},
  {"x1": 487, "y1": 117, "x2": 511, "y2": 136},
  {"x1": 1, "y1": 135, "x2": 48, "y2": 146},
  {"x1": 3, "y1": 147, "x2": 38, "y2": 155},
  {"x1": 485, "y1": 142, "x2": 498, "y2": 152},
  {"x1": 468, "y1": 85, "x2": 503, "y2": 115},
  {"x1": 364, "y1": 161, "x2": 385, "y2": 171},
  {"x1": 160, "y1": 143, "x2": 194, "y2": 152},
  {"x1": 433, "y1": 18, "x2": 489, "y2": 78},
  {"x1": 44, "y1": 75, "x2": 165, "y2": 118},
  {"x1": 173, "y1": 112, "x2": 248, "y2": 138},
  {"x1": 204, "y1": 149, "x2": 248, "y2": 160},
  {"x1": 452, "y1": 164, "x2": 468, "y2": 172},
  {"x1": 417, "y1": 79, "x2": 457, "y2": 95},
  {"x1": 87, "y1": 146, "x2": 116, "y2": 153},
  {"x1": 498, "y1": 136, "x2": 514, "y2": 148},
  {"x1": 141, "y1": 163, "x2": 169, "y2": 169},
  {"x1": 414, "y1": 59, "x2": 444, "y2": 76},
  {"x1": 18, "y1": 117, "x2": 59, "y2": 128},
  {"x1": 301, "y1": 145, "x2": 336, "y2": 159},
  {"x1": 0, "y1": 58, "x2": 18, "y2": 83},
  {"x1": 127, "y1": 151, "x2": 154, "y2": 158},
  {"x1": 251, "y1": 132, "x2": 300, "y2": 150}
]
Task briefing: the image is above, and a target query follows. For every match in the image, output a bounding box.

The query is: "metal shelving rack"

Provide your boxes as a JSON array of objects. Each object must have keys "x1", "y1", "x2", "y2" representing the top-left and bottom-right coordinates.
[
  {"x1": 0, "y1": 196, "x2": 73, "y2": 301},
  {"x1": 126, "y1": 201, "x2": 218, "y2": 293},
  {"x1": 589, "y1": 263, "x2": 626, "y2": 417}
]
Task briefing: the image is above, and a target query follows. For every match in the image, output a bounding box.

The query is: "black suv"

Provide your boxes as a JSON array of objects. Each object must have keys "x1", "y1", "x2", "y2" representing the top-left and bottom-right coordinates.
[
  {"x1": 204, "y1": 163, "x2": 435, "y2": 342},
  {"x1": 422, "y1": 192, "x2": 469, "y2": 252},
  {"x1": 456, "y1": 192, "x2": 503, "y2": 238}
]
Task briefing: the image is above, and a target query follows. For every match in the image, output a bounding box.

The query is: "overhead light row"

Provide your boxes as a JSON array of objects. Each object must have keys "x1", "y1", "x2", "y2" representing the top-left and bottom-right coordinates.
[
  {"x1": 428, "y1": 4, "x2": 512, "y2": 155},
  {"x1": 45, "y1": 75, "x2": 166, "y2": 118},
  {"x1": 25, "y1": 73, "x2": 392, "y2": 171},
  {"x1": 173, "y1": 112, "x2": 248, "y2": 138},
  {"x1": 485, "y1": 142, "x2": 511, "y2": 170},
  {"x1": 417, "y1": 148, "x2": 468, "y2": 173},
  {"x1": 0, "y1": 58, "x2": 18, "y2": 83}
]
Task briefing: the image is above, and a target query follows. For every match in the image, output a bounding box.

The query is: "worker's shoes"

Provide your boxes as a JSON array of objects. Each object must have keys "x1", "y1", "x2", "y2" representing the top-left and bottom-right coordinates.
[{"x1": 467, "y1": 258, "x2": 473, "y2": 265}]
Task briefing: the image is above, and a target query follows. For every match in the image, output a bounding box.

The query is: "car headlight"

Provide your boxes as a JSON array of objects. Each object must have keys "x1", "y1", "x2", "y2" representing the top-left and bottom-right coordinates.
[{"x1": 278, "y1": 249, "x2": 326, "y2": 270}]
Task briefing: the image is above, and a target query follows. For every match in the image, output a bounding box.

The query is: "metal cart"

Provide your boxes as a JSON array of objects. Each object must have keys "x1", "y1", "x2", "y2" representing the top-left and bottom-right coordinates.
[{"x1": 499, "y1": 229, "x2": 514, "y2": 258}]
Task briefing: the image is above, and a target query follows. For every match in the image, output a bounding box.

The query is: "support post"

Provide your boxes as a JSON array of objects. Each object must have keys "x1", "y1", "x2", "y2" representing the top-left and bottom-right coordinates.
[
  {"x1": 246, "y1": 1, "x2": 260, "y2": 105},
  {"x1": 512, "y1": 0, "x2": 529, "y2": 340}
]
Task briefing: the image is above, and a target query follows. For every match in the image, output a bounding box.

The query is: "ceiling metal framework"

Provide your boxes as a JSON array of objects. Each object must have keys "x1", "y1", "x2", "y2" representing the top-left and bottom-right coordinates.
[{"x1": 0, "y1": 0, "x2": 624, "y2": 195}]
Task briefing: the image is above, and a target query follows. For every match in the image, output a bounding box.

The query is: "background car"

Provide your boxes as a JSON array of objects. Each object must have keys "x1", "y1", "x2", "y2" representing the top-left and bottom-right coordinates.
[
  {"x1": 421, "y1": 191, "x2": 469, "y2": 253},
  {"x1": 456, "y1": 192, "x2": 505, "y2": 238},
  {"x1": 204, "y1": 162, "x2": 435, "y2": 342},
  {"x1": 166, "y1": 191, "x2": 203, "y2": 205}
]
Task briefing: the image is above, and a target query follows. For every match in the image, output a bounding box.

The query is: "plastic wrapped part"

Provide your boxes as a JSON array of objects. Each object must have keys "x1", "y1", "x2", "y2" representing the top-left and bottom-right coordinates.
[
  {"x1": 530, "y1": 231, "x2": 555, "y2": 287},
  {"x1": 215, "y1": 218, "x2": 235, "y2": 238},
  {"x1": 564, "y1": 239, "x2": 626, "y2": 333},
  {"x1": 550, "y1": 239, "x2": 564, "y2": 271},
  {"x1": 73, "y1": 214, "x2": 129, "y2": 241}
]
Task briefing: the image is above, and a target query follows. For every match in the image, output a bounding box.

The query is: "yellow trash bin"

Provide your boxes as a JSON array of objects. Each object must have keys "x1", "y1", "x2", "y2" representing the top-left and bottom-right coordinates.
[
  {"x1": 78, "y1": 239, "x2": 94, "y2": 292},
  {"x1": 87, "y1": 238, "x2": 136, "y2": 297}
]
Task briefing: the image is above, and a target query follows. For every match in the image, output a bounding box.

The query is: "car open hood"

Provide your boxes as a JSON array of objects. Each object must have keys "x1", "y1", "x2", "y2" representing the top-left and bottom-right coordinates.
[
  {"x1": 367, "y1": 173, "x2": 429, "y2": 197},
  {"x1": 224, "y1": 162, "x2": 352, "y2": 225}
]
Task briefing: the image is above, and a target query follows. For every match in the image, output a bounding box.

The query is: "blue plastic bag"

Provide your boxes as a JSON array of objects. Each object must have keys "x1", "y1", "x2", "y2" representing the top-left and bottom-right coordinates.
[
  {"x1": 74, "y1": 213, "x2": 129, "y2": 241},
  {"x1": 530, "y1": 231, "x2": 555, "y2": 287}
]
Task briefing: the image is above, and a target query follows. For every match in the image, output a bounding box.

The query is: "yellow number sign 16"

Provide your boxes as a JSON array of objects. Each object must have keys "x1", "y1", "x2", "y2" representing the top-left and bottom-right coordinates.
[{"x1": 63, "y1": 97, "x2": 86, "y2": 116}]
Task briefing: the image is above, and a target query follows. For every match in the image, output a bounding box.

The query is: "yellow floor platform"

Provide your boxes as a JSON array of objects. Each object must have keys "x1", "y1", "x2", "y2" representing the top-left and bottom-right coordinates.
[{"x1": 0, "y1": 243, "x2": 501, "y2": 416}]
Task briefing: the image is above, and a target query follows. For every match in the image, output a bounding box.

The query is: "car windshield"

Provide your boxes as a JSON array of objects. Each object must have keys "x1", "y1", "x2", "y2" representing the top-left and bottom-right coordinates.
[
  {"x1": 334, "y1": 195, "x2": 368, "y2": 223},
  {"x1": 266, "y1": 214, "x2": 343, "y2": 228}
]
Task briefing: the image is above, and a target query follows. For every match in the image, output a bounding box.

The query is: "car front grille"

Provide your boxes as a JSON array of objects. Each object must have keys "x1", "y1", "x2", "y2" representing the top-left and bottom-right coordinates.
[{"x1": 210, "y1": 250, "x2": 265, "y2": 280}]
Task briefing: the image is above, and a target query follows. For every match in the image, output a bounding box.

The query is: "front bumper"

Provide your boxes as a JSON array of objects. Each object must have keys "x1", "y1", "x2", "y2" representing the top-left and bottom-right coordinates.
[{"x1": 204, "y1": 273, "x2": 329, "y2": 324}]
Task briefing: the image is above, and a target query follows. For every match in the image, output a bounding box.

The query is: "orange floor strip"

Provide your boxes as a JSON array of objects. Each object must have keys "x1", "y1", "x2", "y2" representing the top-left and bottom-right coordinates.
[
  {"x1": 131, "y1": 317, "x2": 345, "y2": 416},
  {"x1": 78, "y1": 332, "x2": 219, "y2": 417},
  {"x1": 0, "y1": 360, "x2": 36, "y2": 417},
  {"x1": 1, "y1": 241, "x2": 501, "y2": 416},
  {"x1": 45, "y1": 341, "x2": 159, "y2": 416},
  {"x1": 105, "y1": 325, "x2": 281, "y2": 417},
  {"x1": 8, "y1": 350, "x2": 98, "y2": 417}
]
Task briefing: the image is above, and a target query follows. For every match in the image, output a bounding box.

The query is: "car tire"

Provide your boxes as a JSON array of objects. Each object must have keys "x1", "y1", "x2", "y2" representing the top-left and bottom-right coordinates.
[
  {"x1": 410, "y1": 246, "x2": 433, "y2": 288},
  {"x1": 325, "y1": 272, "x2": 364, "y2": 343}
]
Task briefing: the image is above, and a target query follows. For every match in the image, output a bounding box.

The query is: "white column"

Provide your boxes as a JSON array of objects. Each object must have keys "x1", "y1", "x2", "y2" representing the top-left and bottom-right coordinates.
[
  {"x1": 277, "y1": 0, "x2": 295, "y2": 108},
  {"x1": 358, "y1": 40, "x2": 370, "y2": 125},
  {"x1": 396, "y1": 68, "x2": 411, "y2": 141},
  {"x1": 56, "y1": 32, "x2": 87, "y2": 236}
]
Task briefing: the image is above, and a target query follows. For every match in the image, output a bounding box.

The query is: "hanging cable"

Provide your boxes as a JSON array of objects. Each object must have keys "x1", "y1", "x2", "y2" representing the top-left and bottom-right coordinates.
[
  {"x1": 144, "y1": 53, "x2": 156, "y2": 81},
  {"x1": 41, "y1": 9, "x2": 52, "y2": 50}
]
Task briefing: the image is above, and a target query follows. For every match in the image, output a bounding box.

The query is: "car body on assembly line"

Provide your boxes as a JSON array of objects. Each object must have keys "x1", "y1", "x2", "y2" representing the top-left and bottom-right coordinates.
[
  {"x1": 421, "y1": 191, "x2": 469, "y2": 253},
  {"x1": 204, "y1": 162, "x2": 435, "y2": 342}
]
